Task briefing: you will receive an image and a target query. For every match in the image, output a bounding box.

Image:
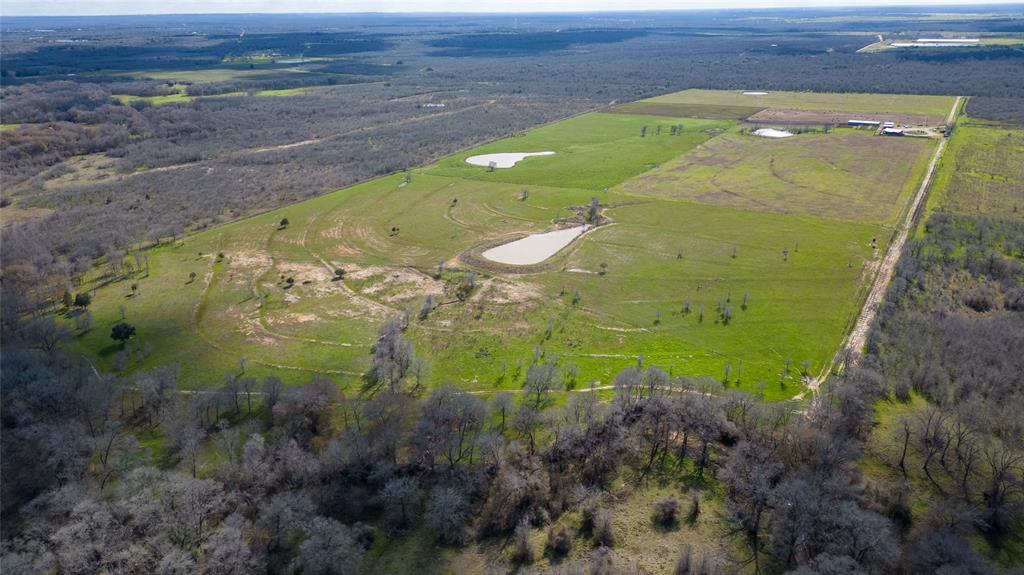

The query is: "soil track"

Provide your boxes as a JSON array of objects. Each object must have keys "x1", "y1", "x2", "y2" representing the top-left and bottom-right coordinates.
[{"x1": 799, "y1": 96, "x2": 961, "y2": 398}]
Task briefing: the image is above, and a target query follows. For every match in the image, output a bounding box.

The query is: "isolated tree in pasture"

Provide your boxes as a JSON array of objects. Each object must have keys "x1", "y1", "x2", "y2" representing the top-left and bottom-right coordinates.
[
  {"x1": 188, "y1": 271, "x2": 197, "y2": 283},
  {"x1": 524, "y1": 361, "x2": 559, "y2": 409},
  {"x1": 588, "y1": 197, "x2": 600, "y2": 223},
  {"x1": 278, "y1": 218, "x2": 289, "y2": 228},
  {"x1": 110, "y1": 322, "x2": 136, "y2": 346},
  {"x1": 74, "y1": 309, "x2": 93, "y2": 333},
  {"x1": 73, "y1": 292, "x2": 92, "y2": 308}
]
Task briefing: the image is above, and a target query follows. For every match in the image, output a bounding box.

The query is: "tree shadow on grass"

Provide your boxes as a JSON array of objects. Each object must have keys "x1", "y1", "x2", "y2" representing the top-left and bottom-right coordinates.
[{"x1": 98, "y1": 343, "x2": 122, "y2": 357}]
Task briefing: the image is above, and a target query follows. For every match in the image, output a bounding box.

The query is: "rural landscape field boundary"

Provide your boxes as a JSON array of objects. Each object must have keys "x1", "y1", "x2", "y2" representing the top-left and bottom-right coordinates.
[{"x1": 803, "y1": 95, "x2": 963, "y2": 398}]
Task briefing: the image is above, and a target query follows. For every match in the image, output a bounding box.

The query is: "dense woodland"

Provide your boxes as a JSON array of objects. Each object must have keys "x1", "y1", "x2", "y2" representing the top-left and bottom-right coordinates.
[{"x1": 2, "y1": 9, "x2": 1024, "y2": 574}]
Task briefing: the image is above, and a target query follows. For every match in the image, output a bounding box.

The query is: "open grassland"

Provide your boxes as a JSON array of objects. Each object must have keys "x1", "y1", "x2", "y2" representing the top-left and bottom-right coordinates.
[
  {"x1": 122, "y1": 66, "x2": 315, "y2": 83},
  {"x1": 647, "y1": 88, "x2": 956, "y2": 118},
  {"x1": 621, "y1": 129, "x2": 935, "y2": 223},
  {"x1": 926, "y1": 120, "x2": 1024, "y2": 216},
  {"x1": 70, "y1": 91, "x2": 942, "y2": 399},
  {"x1": 112, "y1": 86, "x2": 318, "y2": 106},
  {"x1": 425, "y1": 113, "x2": 731, "y2": 191},
  {"x1": 605, "y1": 101, "x2": 764, "y2": 120}
]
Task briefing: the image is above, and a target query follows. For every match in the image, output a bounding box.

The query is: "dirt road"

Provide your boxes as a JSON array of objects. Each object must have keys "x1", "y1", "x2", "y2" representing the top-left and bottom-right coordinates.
[{"x1": 798, "y1": 96, "x2": 961, "y2": 398}]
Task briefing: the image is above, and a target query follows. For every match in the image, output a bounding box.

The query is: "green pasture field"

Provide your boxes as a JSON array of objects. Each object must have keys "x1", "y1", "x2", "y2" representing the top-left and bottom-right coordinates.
[
  {"x1": 0, "y1": 123, "x2": 23, "y2": 131},
  {"x1": 925, "y1": 119, "x2": 1024, "y2": 216},
  {"x1": 124, "y1": 67, "x2": 315, "y2": 83},
  {"x1": 424, "y1": 113, "x2": 731, "y2": 190},
  {"x1": 70, "y1": 91, "x2": 948, "y2": 399},
  {"x1": 112, "y1": 86, "x2": 316, "y2": 107},
  {"x1": 113, "y1": 92, "x2": 199, "y2": 106},
  {"x1": 621, "y1": 129, "x2": 936, "y2": 223},
  {"x1": 605, "y1": 101, "x2": 764, "y2": 120},
  {"x1": 647, "y1": 89, "x2": 956, "y2": 118}
]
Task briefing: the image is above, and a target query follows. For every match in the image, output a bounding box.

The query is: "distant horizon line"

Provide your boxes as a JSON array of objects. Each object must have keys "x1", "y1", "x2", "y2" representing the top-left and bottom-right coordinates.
[{"x1": 3, "y1": 2, "x2": 1023, "y2": 19}]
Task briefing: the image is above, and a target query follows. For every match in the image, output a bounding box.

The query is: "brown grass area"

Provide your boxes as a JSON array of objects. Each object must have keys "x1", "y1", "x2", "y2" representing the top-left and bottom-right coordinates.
[
  {"x1": 606, "y1": 101, "x2": 765, "y2": 120},
  {"x1": 621, "y1": 130, "x2": 932, "y2": 223},
  {"x1": 748, "y1": 107, "x2": 943, "y2": 127}
]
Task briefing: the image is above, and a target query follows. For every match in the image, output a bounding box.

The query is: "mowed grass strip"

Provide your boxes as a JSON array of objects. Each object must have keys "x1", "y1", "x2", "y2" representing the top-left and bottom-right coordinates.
[
  {"x1": 621, "y1": 129, "x2": 935, "y2": 224},
  {"x1": 606, "y1": 101, "x2": 764, "y2": 120},
  {"x1": 425, "y1": 112, "x2": 733, "y2": 190},
  {"x1": 925, "y1": 120, "x2": 1024, "y2": 216},
  {"x1": 647, "y1": 88, "x2": 956, "y2": 118}
]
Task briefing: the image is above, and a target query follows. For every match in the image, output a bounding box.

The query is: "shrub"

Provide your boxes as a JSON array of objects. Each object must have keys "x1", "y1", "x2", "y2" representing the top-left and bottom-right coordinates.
[
  {"x1": 545, "y1": 524, "x2": 573, "y2": 558},
  {"x1": 653, "y1": 495, "x2": 680, "y2": 527},
  {"x1": 513, "y1": 522, "x2": 535, "y2": 564},
  {"x1": 593, "y1": 508, "x2": 615, "y2": 547}
]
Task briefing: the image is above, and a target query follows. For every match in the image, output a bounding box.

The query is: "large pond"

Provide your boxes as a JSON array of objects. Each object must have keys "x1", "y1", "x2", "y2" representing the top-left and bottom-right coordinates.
[
  {"x1": 482, "y1": 225, "x2": 591, "y2": 265},
  {"x1": 465, "y1": 151, "x2": 555, "y2": 169}
]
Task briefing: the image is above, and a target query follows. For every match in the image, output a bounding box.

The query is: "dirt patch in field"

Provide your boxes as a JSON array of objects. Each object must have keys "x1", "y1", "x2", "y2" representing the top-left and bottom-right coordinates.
[
  {"x1": 229, "y1": 252, "x2": 273, "y2": 270},
  {"x1": 747, "y1": 108, "x2": 944, "y2": 127},
  {"x1": 470, "y1": 277, "x2": 541, "y2": 305},
  {"x1": 348, "y1": 265, "x2": 444, "y2": 304}
]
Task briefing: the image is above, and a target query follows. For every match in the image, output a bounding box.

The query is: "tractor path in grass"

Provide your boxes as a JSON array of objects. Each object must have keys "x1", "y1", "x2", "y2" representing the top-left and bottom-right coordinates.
[{"x1": 801, "y1": 96, "x2": 961, "y2": 398}]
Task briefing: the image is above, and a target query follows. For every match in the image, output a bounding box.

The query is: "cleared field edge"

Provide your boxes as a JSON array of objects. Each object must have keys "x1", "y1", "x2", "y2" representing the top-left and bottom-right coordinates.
[
  {"x1": 806, "y1": 96, "x2": 962, "y2": 396},
  {"x1": 645, "y1": 88, "x2": 957, "y2": 117},
  {"x1": 604, "y1": 101, "x2": 765, "y2": 120}
]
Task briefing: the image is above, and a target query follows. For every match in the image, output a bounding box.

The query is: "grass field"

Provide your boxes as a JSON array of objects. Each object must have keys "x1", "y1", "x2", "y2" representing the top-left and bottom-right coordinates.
[
  {"x1": 425, "y1": 113, "x2": 731, "y2": 190},
  {"x1": 69, "y1": 90, "x2": 949, "y2": 399},
  {"x1": 621, "y1": 129, "x2": 935, "y2": 223},
  {"x1": 605, "y1": 101, "x2": 764, "y2": 121},
  {"x1": 112, "y1": 86, "x2": 318, "y2": 106},
  {"x1": 647, "y1": 89, "x2": 956, "y2": 118},
  {"x1": 925, "y1": 119, "x2": 1024, "y2": 216},
  {"x1": 124, "y1": 67, "x2": 315, "y2": 83}
]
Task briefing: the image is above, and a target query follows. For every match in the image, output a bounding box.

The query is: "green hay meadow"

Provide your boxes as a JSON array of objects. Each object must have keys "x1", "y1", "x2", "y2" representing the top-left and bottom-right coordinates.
[{"x1": 69, "y1": 90, "x2": 943, "y2": 399}]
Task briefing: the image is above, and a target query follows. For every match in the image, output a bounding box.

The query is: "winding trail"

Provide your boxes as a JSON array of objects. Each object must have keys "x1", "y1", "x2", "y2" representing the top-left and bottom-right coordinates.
[{"x1": 797, "y1": 96, "x2": 961, "y2": 399}]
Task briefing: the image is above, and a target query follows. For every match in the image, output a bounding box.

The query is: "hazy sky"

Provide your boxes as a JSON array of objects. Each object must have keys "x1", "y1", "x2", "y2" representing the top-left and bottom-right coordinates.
[{"x1": 3, "y1": 0, "x2": 1021, "y2": 17}]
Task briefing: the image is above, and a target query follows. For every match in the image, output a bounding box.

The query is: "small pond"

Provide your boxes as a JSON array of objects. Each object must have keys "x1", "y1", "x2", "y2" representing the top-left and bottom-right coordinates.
[
  {"x1": 753, "y1": 128, "x2": 794, "y2": 138},
  {"x1": 482, "y1": 225, "x2": 591, "y2": 265},
  {"x1": 465, "y1": 151, "x2": 555, "y2": 169}
]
